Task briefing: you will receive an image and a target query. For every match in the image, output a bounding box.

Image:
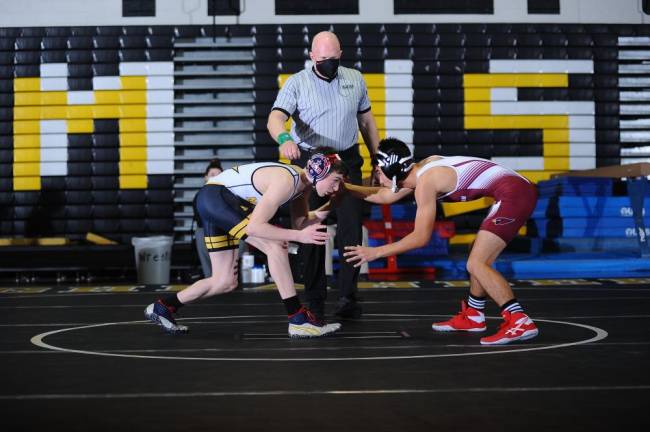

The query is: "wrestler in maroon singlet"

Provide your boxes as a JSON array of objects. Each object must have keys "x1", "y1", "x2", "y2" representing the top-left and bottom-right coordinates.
[
  {"x1": 416, "y1": 156, "x2": 537, "y2": 244},
  {"x1": 344, "y1": 139, "x2": 540, "y2": 345}
]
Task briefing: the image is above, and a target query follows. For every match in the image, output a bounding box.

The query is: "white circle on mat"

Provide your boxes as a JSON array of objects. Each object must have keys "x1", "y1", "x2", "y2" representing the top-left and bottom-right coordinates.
[{"x1": 30, "y1": 314, "x2": 608, "y2": 362}]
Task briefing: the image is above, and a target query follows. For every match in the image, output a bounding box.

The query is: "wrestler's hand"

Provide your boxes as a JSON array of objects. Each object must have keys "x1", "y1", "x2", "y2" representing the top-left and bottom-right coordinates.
[
  {"x1": 296, "y1": 224, "x2": 329, "y2": 245},
  {"x1": 344, "y1": 245, "x2": 379, "y2": 267}
]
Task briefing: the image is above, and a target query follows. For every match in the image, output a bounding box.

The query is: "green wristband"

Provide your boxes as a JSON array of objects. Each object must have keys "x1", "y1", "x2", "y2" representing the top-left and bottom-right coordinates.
[{"x1": 277, "y1": 132, "x2": 293, "y2": 145}]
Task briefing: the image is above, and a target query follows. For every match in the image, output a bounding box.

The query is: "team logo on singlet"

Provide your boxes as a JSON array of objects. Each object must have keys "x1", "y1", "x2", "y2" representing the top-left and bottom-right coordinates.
[{"x1": 492, "y1": 217, "x2": 515, "y2": 226}]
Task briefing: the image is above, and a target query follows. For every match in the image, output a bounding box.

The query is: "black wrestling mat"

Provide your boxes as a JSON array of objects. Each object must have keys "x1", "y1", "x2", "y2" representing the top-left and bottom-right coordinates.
[{"x1": 1, "y1": 279, "x2": 649, "y2": 431}]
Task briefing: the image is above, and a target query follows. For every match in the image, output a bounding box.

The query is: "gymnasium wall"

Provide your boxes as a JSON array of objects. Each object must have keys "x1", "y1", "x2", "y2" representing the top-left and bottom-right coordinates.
[
  {"x1": 1, "y1": 0, "x2": 647, "y2": 26},
  {"x1": 1, "y1": 26, "x2": 175, "y2": 243},
  {"x1": 0, "y1": 21, "x2": 649, "y2": 242}
]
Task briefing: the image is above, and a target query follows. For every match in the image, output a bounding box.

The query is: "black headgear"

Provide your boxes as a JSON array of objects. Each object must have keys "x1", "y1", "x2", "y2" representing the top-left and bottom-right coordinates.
[{"x1": 375, "y1": 138, "x2": 414, "y2": 192}]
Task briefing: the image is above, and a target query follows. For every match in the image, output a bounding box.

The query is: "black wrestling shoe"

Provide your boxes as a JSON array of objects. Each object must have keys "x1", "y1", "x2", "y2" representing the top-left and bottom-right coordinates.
[
  {"x1": 308, "y1": 300, "x2": 326, "y2": 321},
  {"x1": 335, "y1": 295, "x2": 362, "y2": 319}
]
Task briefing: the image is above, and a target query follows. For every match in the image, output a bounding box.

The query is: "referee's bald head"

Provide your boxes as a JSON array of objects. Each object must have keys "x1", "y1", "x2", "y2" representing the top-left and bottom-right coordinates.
[{"x1": 311, "y1": 31, "x2": 342, "y2": 58}]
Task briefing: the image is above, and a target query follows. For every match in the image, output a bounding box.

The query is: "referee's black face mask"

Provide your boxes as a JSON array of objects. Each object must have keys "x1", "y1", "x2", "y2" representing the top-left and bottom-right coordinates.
[{"x1": 316, "y1": 58, "x2": 340, "y2": 79}]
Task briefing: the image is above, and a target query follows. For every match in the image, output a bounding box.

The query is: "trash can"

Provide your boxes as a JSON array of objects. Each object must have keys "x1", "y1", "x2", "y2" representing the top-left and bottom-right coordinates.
[{"x1": 131, "y1": 236, "x2": 173, "y2": 285}]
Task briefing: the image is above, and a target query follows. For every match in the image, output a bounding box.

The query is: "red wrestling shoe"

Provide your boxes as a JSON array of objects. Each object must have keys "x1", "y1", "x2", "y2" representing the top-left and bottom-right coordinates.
[
  {"x1": 480, "y1": 311, "x2": 539, "y2": 345},
  {"x1": 432, "y1": 301, "x2": 486, "y2": 332}
]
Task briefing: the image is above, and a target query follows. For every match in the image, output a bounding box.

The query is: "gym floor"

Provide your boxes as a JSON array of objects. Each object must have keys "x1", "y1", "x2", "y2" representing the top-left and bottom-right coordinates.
[{"x1": 2, "y1": 279, "x2": 649, "y2": 431}]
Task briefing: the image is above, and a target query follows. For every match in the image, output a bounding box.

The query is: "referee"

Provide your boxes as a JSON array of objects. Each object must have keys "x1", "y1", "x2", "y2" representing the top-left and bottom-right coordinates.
[{"x1": 267, "y1": 31, "x2": 380, "y2": 319}]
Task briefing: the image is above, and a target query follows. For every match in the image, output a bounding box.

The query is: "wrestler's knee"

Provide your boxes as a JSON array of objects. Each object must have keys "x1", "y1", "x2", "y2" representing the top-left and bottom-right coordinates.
[
  {"x1": 206, "y1": 273, "x2": 238, "y2": 295},
  {"x1": 266, "y1": 239, "x2": 287, "y2": 256},
  {"x1": 222, "y1": 279, "x2": 238, "y2": 293},
  {"x1": 466, "y1": 257, "x2": 486, "y2": 276},
  {"x1": 255, "y1": 238, "x2": 286, "y2": 257}
]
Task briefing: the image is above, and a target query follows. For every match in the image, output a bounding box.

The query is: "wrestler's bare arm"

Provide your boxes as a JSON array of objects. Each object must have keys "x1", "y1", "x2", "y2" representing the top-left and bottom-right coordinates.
[
  {"x1": 343, "y1": 183, "x2": 413, "y2": 204},
  {"x1": 343, "y1": 175, "x2": 437, "y2": 266},
  {"x1": 290, "y1": 190, "x2": 332, "y2": 229},
  {"x1": 246, "y1": 169, "x2": 328, "y2": 245},
  {"x1": 372, "y1": 183, "x2": 436, "y2": 257}
]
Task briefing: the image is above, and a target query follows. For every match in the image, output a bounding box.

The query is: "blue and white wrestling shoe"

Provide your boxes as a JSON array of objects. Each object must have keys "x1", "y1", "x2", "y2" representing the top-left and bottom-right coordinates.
[
  {"x1": 144, "y1": 300, "x2": 189, "y2": 334},
  {"x1": 288, "y1": 307, "x2": 341, "y2": 338}
]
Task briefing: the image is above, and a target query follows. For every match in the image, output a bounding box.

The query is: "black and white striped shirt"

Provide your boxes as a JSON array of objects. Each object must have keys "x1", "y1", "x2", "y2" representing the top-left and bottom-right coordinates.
[{"x1": 272, "y1": 66, "x2": 371, "y2": 152}]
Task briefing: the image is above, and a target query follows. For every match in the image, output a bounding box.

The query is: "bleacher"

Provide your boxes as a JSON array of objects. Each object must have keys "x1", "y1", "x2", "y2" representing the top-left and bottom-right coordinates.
[{"x1": 1, "y1": 22, "x2": 649, "y2": 280}]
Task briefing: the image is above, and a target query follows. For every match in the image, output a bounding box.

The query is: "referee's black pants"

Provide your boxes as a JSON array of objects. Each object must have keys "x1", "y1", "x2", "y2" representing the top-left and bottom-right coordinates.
[{"x1": 296, "y1": 145, "x2": 364, "y2": 311}]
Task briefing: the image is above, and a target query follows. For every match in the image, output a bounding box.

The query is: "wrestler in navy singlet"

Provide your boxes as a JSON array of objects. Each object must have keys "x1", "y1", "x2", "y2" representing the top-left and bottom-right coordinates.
[{"x1": 196, "y1": 162, "x2": 303, "y2": 252}]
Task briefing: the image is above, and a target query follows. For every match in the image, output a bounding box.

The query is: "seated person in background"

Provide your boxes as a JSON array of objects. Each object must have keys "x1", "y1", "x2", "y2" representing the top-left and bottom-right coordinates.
[
  {"x1": 343, "y1": 138, "x2": 539, "y2": 345},
  {"x1": 145, "y1": 147, "x2": 346, "y2": 338},
  {"x1": 193, "y1": 159, "x2": 223, "y2": 278}
]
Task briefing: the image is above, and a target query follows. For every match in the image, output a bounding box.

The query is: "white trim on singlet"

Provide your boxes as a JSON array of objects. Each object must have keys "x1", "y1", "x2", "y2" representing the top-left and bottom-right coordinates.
[
  {"x1": 206, "y1": 162, "x2": 302, "y2": 205},
  {"x1": 415, "y1": 156, "x2": 527, "y2": 199}
]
